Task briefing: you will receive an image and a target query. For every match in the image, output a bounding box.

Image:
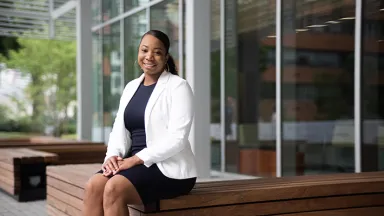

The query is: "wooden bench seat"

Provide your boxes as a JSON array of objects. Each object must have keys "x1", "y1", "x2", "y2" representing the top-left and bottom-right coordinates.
[
  {"x1": 0, "y1": 148, "x2": 58, "y2": 201},
  {"x1": 0, "y1": 137, "x2": 106, "y2": 165},
  {"x1": 46, "y1": 163, "x2": 384, "y2": 216}
]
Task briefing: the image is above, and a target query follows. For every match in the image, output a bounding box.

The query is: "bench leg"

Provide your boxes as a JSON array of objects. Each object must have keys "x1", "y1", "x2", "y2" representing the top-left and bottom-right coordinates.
[{"x1": 18, "y1": 163, "x2": 47, "y2": 202}]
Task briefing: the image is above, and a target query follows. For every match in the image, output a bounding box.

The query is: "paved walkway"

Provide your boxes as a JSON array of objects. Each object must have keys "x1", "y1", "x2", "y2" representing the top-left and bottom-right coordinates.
[{"x1": 0, "y1": 192, "x2": 46, "y2": 216}]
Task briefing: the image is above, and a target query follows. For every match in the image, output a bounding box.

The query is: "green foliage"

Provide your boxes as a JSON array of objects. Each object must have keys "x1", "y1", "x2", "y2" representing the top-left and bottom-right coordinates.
[
  {"x1": 0, "y1": 36, "x2": 20, "y2": 58},
  {"x1": 2, "y1": 38, "x2": 77, "y2": 136},
  {"x1": 0, "y1": 105, "x2": 35, "y2": 132}
]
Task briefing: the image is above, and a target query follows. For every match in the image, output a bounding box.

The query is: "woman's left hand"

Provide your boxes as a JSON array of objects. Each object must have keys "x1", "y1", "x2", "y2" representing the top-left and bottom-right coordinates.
[{"x1": 114, "y1": 155, "x2": 143, "y2": 174}]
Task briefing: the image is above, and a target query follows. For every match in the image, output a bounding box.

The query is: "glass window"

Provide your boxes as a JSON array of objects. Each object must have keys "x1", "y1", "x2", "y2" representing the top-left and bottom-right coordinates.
[
  {"x1": 124, "y1": 11, "x2": 147, "y2": 84},
  {"x1": 224, "y1": 0, "x2": 276, "y2": 177},
  {"x1": 92, "y1": 30, "x2": 104, "y2": 142},
  {"x1": 92, "y1": 0, "x2": 102, "y2": 26},
  {"x1": 124, "y1": 0, "x2": 150, "y2": 12},
  {"x1": 282, "y1": 0, "x2": 356, "y2": 176},
  {"x1": 211, "y1": 0, "x2": 221, "y2": 171},
  {"x1": 150, "y1": 0, "x2": 180, "y2": 72},
  {"x1": 102, "y1": 0, "x2": 122, "y2": 22},
  {"x1": 102, "y1": 22, "x2": 122, "y2": 143},
  {"x1": 362, "y1": 0, "x2": 384, "y2": 172}
]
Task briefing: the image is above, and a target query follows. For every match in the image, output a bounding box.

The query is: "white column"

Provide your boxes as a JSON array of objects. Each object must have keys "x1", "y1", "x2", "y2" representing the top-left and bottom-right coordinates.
[
  {"x1": 354, "y1": 0, "x2": 362, "y2": 173},
  {"x1": 76, "y1": 0, "x2": 93, "y2": 141},
  {"x1": 185, "y1": 0, "x2": 211, "y2": 178},
  {"x1": 276, "y1": 0, "x2": 282, "y2": 177}
]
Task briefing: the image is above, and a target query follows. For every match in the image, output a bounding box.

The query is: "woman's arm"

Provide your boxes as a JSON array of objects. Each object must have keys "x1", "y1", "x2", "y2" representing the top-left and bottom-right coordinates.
[{"x1": 135, "y1": 80, "x2": 194, "y2": 167}]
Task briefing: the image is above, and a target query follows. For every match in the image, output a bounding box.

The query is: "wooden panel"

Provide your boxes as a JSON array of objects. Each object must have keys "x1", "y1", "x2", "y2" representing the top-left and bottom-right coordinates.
[
  {"x1": 47, "y1": 186, "x2": 83, "y2": 211},
  {"x1": 0, "y1": 177, "x2": 15, "y2": 195},
  {"x1": 276, "y1": 206, "x2": 384, "y2": 216},
  {"x1": 142, "y1": 194, "x2": 384, "y2": 216},
  {"x1": 0, "y1": 148, "x2": 58, "y2": 164},
  {"x1": 0, "y1": 160, "x2": 13, "y2": 171},
  {"x1": 0, "y1": 167, "x2": 15, "y2": 187},
  {"x1": 47, "y1": 204, "x2": 71, "y2": 216},
  {"x1": 47, "y1": 176, "x2": 85, "y2": 200},
  {"x1": 46, "y1": 164, "x2": 384, "y2": 216},
  {"x1": 159, "y1": 179, "x2": 384, "y2": 210},
  {"x1": 47, "y1": 164, "x2": 101, "y2": 187},
  {"x1": 47, "y1": 195, "x2": 82, "y2": 216}
]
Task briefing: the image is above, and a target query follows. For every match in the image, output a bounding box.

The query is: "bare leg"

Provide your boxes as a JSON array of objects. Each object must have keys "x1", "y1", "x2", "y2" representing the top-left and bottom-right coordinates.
[
  {"x1": 103, "y1": 175, "x2": 143, "y2": 216},
  {"x1": 83, "y1": 173, "x2": 109, "y2": 216}
]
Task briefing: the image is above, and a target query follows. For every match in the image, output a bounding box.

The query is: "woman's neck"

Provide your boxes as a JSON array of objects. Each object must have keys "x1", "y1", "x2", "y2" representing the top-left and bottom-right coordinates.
[{"x1": 143, "y1": 72, "x2": 161, "y2": 86}]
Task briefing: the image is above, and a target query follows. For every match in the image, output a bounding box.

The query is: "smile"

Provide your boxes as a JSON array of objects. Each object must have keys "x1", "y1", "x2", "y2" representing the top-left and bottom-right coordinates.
[{"x1": 143, "y1": 63, "x2": 156, "y2": 68}]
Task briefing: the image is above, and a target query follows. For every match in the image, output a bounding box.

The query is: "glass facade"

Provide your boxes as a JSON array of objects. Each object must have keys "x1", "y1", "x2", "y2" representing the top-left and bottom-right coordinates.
[
  {"x1": 362, "y1": 0, "x2": 384, "y2": 172},
  {"x1": 282, "y1": 1, "x2": 356, "y2": 176},
  {"x1": 102, "y1": 22, "x2": 121, "y2": 142},
  {"x1": 91, "y1": 0, "x2": 384, "y2": 179},
  {"x1": 124, "y1": 11, "x2": 147, "y2": 84}
]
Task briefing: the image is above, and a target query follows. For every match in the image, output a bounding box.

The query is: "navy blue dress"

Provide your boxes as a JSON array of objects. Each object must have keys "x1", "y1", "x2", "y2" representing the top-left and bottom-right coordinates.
[{"x1": 99, "y1": 82, "x2": 196, "y2": 205}]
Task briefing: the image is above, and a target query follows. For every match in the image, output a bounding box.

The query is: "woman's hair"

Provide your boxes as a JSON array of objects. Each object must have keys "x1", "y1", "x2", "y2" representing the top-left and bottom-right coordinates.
[{"x1": 140, "y1": 30, "x2": 178, "y2": 75}]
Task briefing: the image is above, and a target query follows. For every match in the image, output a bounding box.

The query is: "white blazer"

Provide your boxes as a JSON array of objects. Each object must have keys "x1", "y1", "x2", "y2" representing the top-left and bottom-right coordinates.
[{"x1": 104, "y1": 71, "x2": 197, "y2": 179}]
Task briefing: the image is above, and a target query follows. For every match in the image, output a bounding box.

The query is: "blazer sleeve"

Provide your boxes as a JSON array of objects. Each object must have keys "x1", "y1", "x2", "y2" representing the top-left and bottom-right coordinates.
[
  {"x1": 135, "y1": 80, "x2": 194, "y2": 167},
  {"x1": 104, "y1": 83, "x2": 130, "y2": 163}
]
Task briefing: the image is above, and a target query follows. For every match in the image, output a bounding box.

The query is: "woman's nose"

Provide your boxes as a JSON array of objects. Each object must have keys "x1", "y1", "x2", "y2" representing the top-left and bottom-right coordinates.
[{"x1": 146, "y1": 52, "x2": 155, "y2": 60}]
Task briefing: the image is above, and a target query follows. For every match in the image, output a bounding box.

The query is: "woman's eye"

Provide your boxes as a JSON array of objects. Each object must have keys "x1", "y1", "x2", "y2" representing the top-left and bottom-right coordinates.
[{"x1": 141, "y1": 49, "x2": 147, "y2": 52}]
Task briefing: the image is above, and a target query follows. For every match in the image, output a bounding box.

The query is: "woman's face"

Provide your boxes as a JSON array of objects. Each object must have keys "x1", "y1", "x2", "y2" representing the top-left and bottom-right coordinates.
[{"x1": 138, "y1": 34, "x2": 168, "y2": 75}]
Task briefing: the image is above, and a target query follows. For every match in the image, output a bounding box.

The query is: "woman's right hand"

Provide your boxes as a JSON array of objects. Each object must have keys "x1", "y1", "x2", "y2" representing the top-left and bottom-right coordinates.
[{"x1": 102, "y1": 156, "x2": 123, "y2": 176}]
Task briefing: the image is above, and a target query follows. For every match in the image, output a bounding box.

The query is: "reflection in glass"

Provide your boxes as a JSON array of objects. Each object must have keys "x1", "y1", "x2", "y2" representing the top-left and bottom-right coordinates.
[
  {"x1": 151, "y1": 0, "x2": 180, "y2": 71},
  {"x1": 92, "y1": 0, "x2": 102, "y2": 25},
  {"x1": 92, "y1": 30, "x2": 103, "y2": 142},
  {"x1": 282, "y1": 0, "x2": 356, "y2": 176},
  {"x1": 124, "y1": 11, "x2": 147, "y2": 84},
  {"x1": 362, "y1": 0, "x2": 384, "y2": 172},
  {"x1": 222, "y1": 0, "x2": 276, "y2": 177},
  {"x1": 102, "y1": 0, "x2": 122, "y2": 21},
  {"x1": 211, "y1": 0, "x2": 221, "y2": 171},
  {"x1": 102, "y1": 23, "x2": 122, "y2": 143},
  {"x1": 124, "y1": 0, "x2": 150, "y2": 12}
]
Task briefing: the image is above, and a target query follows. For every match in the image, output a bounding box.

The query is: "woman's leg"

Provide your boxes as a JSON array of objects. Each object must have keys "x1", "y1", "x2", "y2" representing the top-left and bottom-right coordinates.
[
  {"x1": 103, "y1": 175, "x2": 143, "y2": 216},
  {"x1": 83, "y1": 173, "x2": 109, "y2": 216}
]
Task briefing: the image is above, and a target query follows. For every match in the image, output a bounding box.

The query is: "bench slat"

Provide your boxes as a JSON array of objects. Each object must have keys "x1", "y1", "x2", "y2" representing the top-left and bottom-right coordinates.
[
  {"x1": 47, "y1": 176, "x2": 84, "y2": 200},
  {"x1": 159, "y1": 179, "x2": 384, "y2": 211},
  {"x1": 47, "y1": 164, "x2": 101, "y2": 187},
  {"x1": 144, "y1": 194, "x2": 384, "y2": 216},
  {"x1": 0, "y1": 167, "x2": 16, "y2": 186},
  {"x1": 195, "y1": 171, "x2": 384, "y2": 189},
  {"x1": 47, "y1": 185, "x2": 83, "y2": 211},
  {"x1": 0, "y1": 148, "x2": 57, "y2": 165},
  {"x1": 276, "y1": 206, "x2": 384, "y2": 216},
  {"x1": 47, "y1": 204, "x2": 71, "y2": 216},
  {"x1": 0, "y1": 160, "x2": 13, "y2": 171},
  {"x1": 47, "y1": 195, "x2": 82, "y2": 216},
  {"x1": 46, "y1": 164, "x2": 384, "y2": 216},
  {"x1": 0, "y1": 178, "x2": 15, "y2": 195}
]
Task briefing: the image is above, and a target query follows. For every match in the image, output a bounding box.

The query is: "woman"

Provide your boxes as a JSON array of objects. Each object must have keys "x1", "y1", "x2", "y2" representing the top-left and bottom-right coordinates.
[{"x1": 83, "y1": 30, "x2": 197, "y2": 216}]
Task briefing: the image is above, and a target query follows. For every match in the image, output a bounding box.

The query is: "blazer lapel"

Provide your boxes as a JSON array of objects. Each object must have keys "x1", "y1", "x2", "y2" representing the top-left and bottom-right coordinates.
[{"x1": 145, "y1": 71, "x2": 170, "y2": 130}]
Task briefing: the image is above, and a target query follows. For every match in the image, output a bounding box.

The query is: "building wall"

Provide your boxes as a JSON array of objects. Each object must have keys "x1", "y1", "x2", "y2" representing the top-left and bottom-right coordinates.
[{"x1": 91, "y1": 0, "x2": 384, "y2": 179}]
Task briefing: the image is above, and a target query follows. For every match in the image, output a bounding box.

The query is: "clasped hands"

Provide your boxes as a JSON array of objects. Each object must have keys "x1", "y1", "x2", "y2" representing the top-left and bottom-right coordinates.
[{"x1": 102, "y1": 155, "x2": 142, "y2": 177}]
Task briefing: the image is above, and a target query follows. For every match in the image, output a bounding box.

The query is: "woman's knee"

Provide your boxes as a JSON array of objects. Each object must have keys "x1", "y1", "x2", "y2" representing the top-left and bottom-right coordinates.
[
  {"x1": 84, "y1": 174, "x2": 107, "y2": 199},
  {"x1": 103, "y1": 180, "x2": 122, "y2": 202},
  {"x1": 103, "y1": 176, "x2": 142, "y2": 206}
]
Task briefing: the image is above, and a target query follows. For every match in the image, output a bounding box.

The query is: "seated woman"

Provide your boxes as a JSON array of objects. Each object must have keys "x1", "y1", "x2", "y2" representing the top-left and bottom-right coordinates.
[{"x1": 83, "y1": 30, "x2": 197, "y2": 216}]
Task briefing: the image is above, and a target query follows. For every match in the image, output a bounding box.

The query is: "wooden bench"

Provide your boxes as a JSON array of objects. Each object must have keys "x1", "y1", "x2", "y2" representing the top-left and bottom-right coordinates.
[
  {"x1": 46, "y1": 164, "x2": 384, "y2": 216},
  {"x1": 0, "y1": 137, "x2": 106, "y2": 165},
  {"x1": 0, "y1": 148, "x2": 58, "y2": 201}
]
